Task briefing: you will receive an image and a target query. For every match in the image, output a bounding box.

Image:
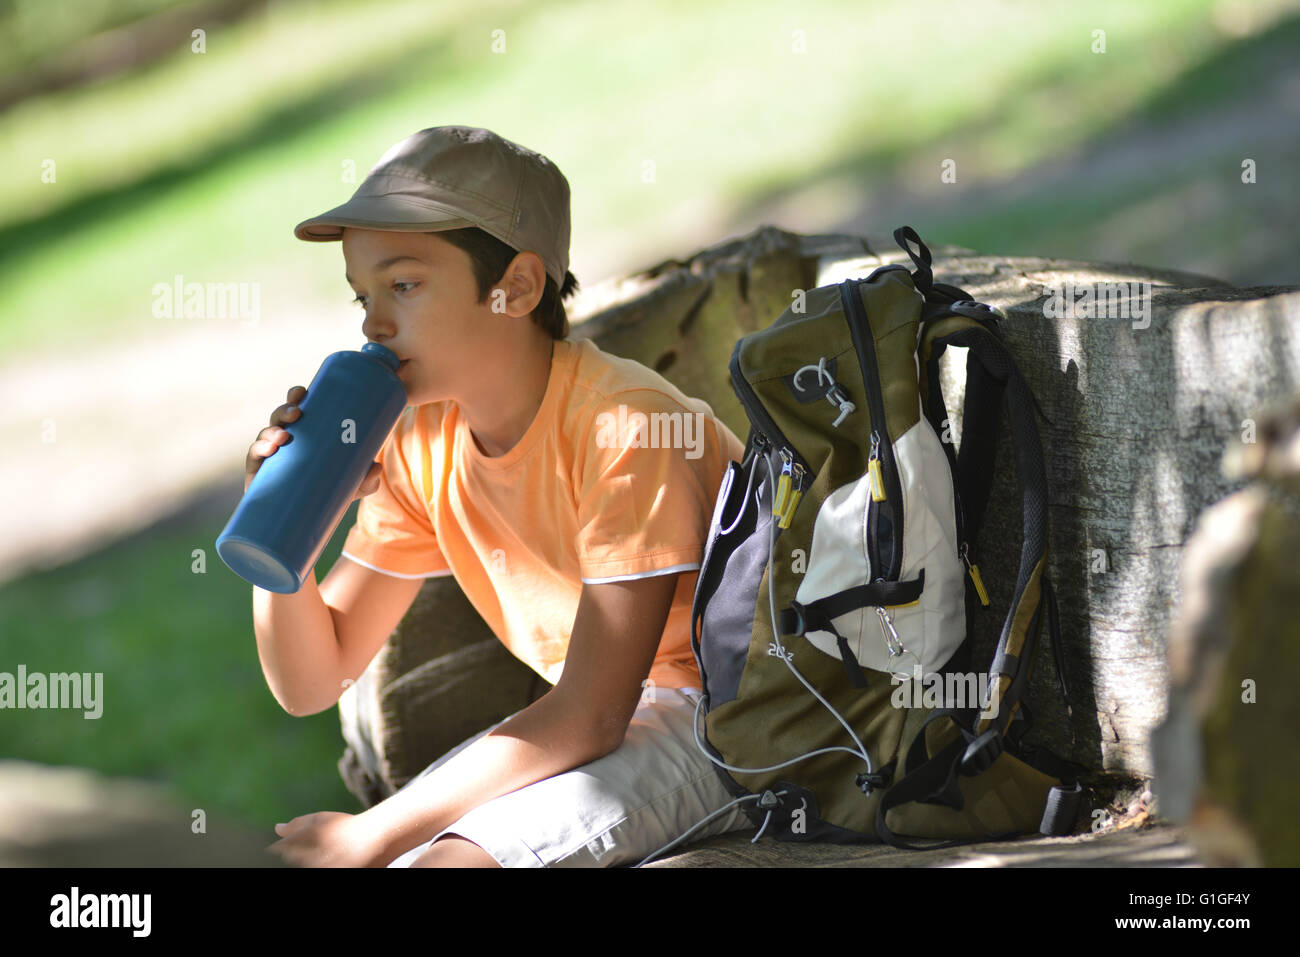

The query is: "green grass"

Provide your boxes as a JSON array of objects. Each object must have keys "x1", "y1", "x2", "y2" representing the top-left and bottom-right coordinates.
[
  {"x1": 0, "y1": 0, "x2": 186, "y2": 81},
  {"x1": 1, "y1": 0, "x2": 1278, "y2": 354},
  {"x1": 0, "y1": 492, "x2": 364, "y2": 829}
]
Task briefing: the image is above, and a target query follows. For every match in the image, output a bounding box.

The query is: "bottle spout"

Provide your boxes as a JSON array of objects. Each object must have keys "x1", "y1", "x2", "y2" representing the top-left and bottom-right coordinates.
[{"x1": 360, "y1": 341, "x2": 401, "y2": 371}]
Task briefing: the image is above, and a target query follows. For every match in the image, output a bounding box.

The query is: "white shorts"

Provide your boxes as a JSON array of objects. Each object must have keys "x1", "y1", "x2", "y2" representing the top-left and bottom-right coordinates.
[{"x1": 385, "y1": 686, "x2": 754, "y2": 867}]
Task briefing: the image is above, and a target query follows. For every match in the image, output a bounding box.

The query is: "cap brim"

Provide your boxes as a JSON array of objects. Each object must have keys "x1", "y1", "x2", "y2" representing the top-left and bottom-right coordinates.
[{"x1": 293, "y1": 194, "x2": 476, "y2": 242}]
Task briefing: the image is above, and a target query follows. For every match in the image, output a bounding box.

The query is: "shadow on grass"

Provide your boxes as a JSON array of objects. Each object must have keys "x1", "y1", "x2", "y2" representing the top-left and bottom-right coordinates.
[
  {"x1": 0, "y1": 475, "x2": 365, "y2": 829},
  {"x1": 0, "y1": 29, "x2": 454, "y2": 275},
  {"x1": 726, "y1": 12, "x2": 1300, "y2": 285},
  {"x1": 0, "y1": 0, "x2": 273, "y2": 111}
]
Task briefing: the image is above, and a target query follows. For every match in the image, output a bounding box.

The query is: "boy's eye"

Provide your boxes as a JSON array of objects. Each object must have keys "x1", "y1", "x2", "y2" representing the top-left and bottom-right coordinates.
[{"x1": 349, "y1": 281, "x2": 418, "y2": 307}]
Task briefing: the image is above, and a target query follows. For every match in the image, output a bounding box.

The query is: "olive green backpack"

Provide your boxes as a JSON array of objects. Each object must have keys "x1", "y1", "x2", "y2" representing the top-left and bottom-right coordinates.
[{"x1": 687, "y1": 226, "x2": 1084, "y2": 847}]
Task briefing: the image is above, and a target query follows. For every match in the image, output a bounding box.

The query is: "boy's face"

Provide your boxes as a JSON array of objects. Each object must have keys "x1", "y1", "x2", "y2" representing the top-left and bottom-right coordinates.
[{"x1": 341, "y1": 227, "x2": 542, "y2": 407}]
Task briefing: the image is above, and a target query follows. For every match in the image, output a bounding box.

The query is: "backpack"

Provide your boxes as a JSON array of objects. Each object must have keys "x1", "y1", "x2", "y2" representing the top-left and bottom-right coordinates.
[{"x1": 687, "y1": 226, "x2": 1085, "y2": 848}]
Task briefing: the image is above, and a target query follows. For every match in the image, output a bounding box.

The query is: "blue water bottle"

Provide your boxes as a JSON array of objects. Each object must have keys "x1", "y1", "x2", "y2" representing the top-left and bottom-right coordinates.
[{"x1": 217, "y1": 342, "x2": 408, "y2": 593}]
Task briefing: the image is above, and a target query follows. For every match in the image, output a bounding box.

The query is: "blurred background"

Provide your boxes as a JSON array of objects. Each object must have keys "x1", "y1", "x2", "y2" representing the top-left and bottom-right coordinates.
[{"x1": 0, "y1": 0, "x2": 1297, "y2": 848}]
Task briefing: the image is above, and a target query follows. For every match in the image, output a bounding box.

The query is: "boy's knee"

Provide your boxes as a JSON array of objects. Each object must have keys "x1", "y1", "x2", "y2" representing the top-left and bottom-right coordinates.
[{"x1": 410, "y1": 834, "x2": 501, "y2": 868}]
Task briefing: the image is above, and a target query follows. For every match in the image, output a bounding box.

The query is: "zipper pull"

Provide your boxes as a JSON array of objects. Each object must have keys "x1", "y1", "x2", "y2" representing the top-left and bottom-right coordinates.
[
  {"x1": 867, "y1": 432, "x2": 886, "y2": 502},
  {"x1": 772, "y1": 447, "x2": 793, "y2": 519},
  {"x1": 961, "y1": 542, "x2": 991, "y2": 607},
  {"x1": 777, "y1": 462, "x2": 805, "y2": 529}
]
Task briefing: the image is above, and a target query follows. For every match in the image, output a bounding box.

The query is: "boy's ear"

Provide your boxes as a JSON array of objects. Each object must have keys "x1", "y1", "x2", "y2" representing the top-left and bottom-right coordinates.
[{"x1": 501, "y1": 251, "x2": 547, "y2": 318}]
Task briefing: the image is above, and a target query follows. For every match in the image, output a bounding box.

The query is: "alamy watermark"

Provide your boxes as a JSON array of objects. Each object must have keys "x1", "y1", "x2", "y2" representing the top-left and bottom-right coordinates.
[
  {"x1": 0, "y1": 665, "x2": 102, "y2": 719},
  {"x1": 152, "y1": 274, "x2": 260, "y2": 326},
  {"x1": 1042, "y1": 280, "x2": 1152, "y2": 329},
  {"x1": 50, "y1": 886, "x2": 150, "y2": 936},
  {"x1": 595, "y1": 403, "x2": 706, "y2": 460},
  {"x1": 890, "y1": 664, "x2": 999, "y2": 721}
]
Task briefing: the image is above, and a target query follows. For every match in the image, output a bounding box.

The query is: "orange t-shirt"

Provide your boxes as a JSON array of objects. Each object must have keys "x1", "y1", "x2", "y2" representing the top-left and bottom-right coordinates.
[{"x1": 338, "y1": 336, "x2": 745, "y2": 689}]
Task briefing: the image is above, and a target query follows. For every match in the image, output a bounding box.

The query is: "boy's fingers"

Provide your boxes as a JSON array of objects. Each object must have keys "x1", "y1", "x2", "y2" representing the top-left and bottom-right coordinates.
[
  {"x1": 270, "y1": 387, "x2": 306, "y2": 427},
  {"x1": 248, "y1": 430, "x2": 287, "y2": 460}
]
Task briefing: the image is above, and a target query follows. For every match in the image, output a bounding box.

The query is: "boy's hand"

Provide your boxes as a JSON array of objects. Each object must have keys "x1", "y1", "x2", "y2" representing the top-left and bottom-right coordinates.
[
  {"x1": 267, "y1": 811, "x2": 387, "y2": 868},
  {"x1": 244, "y1": 386, "x2": 383, "y2": 500}
]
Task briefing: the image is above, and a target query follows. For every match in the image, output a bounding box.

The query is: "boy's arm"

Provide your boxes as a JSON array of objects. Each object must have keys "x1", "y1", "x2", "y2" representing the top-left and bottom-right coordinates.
[
  {"x1": 354, "y1": 570, "x2": 678, "y2": 866},
  {"x1": 253, "y1": 557, "x2": 424, "y2": 715}
]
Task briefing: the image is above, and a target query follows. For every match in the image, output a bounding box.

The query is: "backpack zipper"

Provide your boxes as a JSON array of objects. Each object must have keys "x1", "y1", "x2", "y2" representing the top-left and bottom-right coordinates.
[
  {"x1": 730, "y1": 344, "x2": 813, "y2": 530},
  {"x1": 730, "y1": 345, "x2": 811, "y2": 472},
  {"x1": 839, "y1": 279, "x2": 904, "y2": 581}
]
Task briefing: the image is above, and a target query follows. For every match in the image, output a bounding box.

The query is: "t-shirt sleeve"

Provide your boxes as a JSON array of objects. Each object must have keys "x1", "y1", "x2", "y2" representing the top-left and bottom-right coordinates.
[
  {"x1": 574, "y1": 390, "x2": 735, "y2": 584},
  {"x1": 339, "y1": 420, "x2": 452, "y2": 579}
]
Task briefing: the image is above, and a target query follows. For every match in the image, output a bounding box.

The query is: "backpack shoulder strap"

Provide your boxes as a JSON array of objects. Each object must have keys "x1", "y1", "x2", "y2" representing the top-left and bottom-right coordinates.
[
  {"x1": 918, "y1": 314, "x2": 1061, "y2": 732},
  {"x1": 870, "y1": 227, "x2": 1082, "y2": 848}
]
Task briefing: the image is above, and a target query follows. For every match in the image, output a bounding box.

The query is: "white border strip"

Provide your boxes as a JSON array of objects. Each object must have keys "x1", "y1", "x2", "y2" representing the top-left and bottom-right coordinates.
[
  {"x1": 581, "y1": 562, "x2": 700, "y2": 585},
  {"x1": 340, "y1": 550, "x2": 455, "y2": 580}
]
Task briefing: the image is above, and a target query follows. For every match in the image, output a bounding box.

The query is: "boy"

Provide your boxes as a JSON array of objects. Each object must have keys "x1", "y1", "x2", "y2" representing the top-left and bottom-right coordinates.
[{"x1": 250, "y1": 126, "x2": 753, "y2": 866}]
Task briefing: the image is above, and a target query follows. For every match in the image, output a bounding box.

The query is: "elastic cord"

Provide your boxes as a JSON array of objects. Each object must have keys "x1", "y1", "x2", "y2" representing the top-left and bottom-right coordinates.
[
  {"x1": 690, "y1": 452, "x2": 875, "y2": 776},
  {"x1": 633, "y1": 790, "x2": 788, "y2": 867},
  {"x1": 650, "y1": 436, "x2": 882, "y2": 863},
  {"x1": 719, "y1": 447, "x2": 762, "y2": 537}
]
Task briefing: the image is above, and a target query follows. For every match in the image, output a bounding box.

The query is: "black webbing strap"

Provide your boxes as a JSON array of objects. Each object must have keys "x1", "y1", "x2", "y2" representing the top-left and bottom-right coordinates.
[
  {"x1": 877, "y1": 757, "x2": 1082, "y2": 846},
  {"x1": 869, "y1": 245, "x2": 1078, "y2": 847},
  {"x1": 893, "y1": 226, "x2": 934, "y2": 295},
  {"x1": 834, "y1": 632, "x2": 869, "y2": 689},
  {"x1": 774, "y1": 572, "x2": 930, "y2": 691},
  {"x1": 876, "y1": 707, "x2": 1087, "y2": 847},
  {"x1": 1008, "y1": 738, "x2": 1087, "y2": 785},
  {"x1": 777, "y1": 572, "x2": 926, "y2": 690},
  {"x1": 953, "y1": 353, "x2": 1003, "y2": 545},
  {"x1": 778, "y1": 570, "x2": 926, "y2": 637},
  {"x1": 920, "y1": 324, "x2": 1019, "y2": 730},
  {"x1": 921, "y1": 325, "x2": 1050, "y2": 738},
  {"x1": 918, "y1": 346, "x2": 988, "y2": 658},
  {"x1": 875, "y1": 710, "x2": 1024, "y2": 850}
]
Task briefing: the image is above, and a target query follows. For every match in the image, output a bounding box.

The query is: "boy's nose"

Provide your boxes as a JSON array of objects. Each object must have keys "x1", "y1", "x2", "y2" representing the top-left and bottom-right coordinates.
[{"x1": 360, "y1": 308, "x2": 394, "y2": 343}]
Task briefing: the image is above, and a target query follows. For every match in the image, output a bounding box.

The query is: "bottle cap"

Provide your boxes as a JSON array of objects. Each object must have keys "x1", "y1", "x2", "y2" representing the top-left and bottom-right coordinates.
[{"x1": 361, "y1": 341, "x2": 400, "y2": 371}]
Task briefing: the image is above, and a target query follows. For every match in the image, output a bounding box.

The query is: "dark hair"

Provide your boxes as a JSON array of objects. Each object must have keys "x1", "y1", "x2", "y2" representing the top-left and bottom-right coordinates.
[{"x1": 433, "y1": 227, "x2": 579, "y2": 339}]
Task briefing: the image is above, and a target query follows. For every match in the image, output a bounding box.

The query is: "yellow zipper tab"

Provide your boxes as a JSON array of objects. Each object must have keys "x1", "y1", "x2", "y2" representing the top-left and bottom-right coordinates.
[
  {"x1": 778, "y1": 488, "x2": 803, "y2": 529},
  {"x1": 773, "y1": 449, "x2": 793, "y2": 519},
  {"x1": 867, "y1": 432, "x2": 886, "y2": 502},
  {"x1": 777, "y1": 464, "x2": 805, "y2": 529},
  {"x1": 867, "y1": 458, "x2": 885, "y2": 502},
  {"x1": 961, "y1": 544, "x2": 990, "y2": 607},
  {"x1": 968, "y1": 563, "x2": 990, "y2": 606}
]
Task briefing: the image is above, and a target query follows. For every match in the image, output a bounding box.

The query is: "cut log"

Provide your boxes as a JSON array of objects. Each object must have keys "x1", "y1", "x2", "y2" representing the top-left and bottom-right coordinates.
[{"x1": 337, "y1": 225, "x2": 1300, "y2": 825}]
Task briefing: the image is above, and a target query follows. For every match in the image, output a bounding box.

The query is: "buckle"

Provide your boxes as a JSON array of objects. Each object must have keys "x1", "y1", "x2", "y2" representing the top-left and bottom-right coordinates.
[
  {"x1": 856, "y1": 766, "x2": 894, "y2": 794},
  {"x1": 951, "y1": 300, "x2": 1004, "y2": 325}
]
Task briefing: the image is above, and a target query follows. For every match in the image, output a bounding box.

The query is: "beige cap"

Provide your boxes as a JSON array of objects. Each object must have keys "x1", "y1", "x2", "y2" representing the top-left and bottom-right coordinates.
[{"x1": 294, "y1": 126, "x2": 571, "y2": 288}]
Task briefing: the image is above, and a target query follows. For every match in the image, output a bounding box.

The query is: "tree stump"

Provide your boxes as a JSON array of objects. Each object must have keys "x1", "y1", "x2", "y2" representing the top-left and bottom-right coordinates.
[{"x1": 337, "y1": 225, "x2": 1300, "y2": 842}]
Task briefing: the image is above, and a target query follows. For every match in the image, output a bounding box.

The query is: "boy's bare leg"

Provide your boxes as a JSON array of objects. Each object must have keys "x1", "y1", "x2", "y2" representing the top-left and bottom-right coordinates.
[{"x1": 409, "y1": 835, "x2": 502, "y2": 868}]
